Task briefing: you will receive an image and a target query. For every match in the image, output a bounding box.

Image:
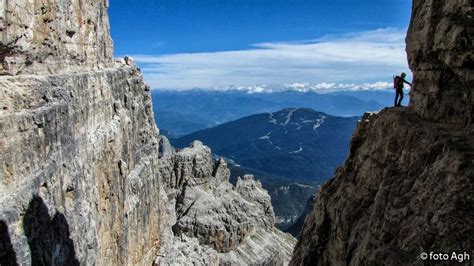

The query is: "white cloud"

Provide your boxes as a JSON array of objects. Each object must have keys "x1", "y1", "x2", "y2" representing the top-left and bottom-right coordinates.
[
  {"x1": 129, "y1": 28, "x2": 410, "y2": 91},
  {"x1": 211, "y1": 81, "x2": 393, "y2": 94},
  {"x1": 284, "y1": 81, "x2": 393, "y2": 93}
]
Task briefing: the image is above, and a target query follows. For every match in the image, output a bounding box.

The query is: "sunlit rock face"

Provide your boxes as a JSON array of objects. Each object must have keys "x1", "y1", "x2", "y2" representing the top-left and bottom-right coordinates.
[
  {"x1": 406, "y1": 0, "x2": 473, "y2": 126},
  {"x1": 0, "y1": 0, "x2": 163, "y2": 264},
  {"x1": 290, "y1": 1, "x2": 474, "y2": 265},
  {"x1": 0, "y1": 0, "x2": 114, "y2": 75},
  {"x1": 0, "y1": 63, "x2": 165, "y2": 265}
]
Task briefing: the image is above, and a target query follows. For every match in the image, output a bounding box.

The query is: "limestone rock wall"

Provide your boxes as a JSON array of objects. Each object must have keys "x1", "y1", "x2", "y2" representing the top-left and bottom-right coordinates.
[
  {"x1": 406, "y1": 0, "x2": 473, "y2": 125},
  {"x1": 0, "y1": 63, "x2": 166, "y2": 265},
  {"x1": 0, "y1": 0, "x2": 113, "y2": 75},
  {"x1": 0, "y1": 1, "x2": 167, "y2": 264}
]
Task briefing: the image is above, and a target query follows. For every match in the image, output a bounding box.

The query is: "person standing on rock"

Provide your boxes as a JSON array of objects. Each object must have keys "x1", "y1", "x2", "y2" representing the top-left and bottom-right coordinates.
[{"x1": 393, "y1": 72, "x2": 412, "y2": 107}]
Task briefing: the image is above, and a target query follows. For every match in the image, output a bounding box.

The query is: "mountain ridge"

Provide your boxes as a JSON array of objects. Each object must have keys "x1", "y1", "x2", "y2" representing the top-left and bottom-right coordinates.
[
  {"x1": 173, "y1": 108, "x2": 359, "y2": 182},
  {"x1": 152, "y1": 89, "x2": 388, "y2": 136}
]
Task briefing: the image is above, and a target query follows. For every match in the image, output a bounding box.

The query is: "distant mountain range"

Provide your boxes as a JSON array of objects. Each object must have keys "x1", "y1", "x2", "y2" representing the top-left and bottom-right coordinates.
[
  {"x1": 171, "y1": 108, "x2": 359, "y2": 232},
  {"x1": 330, "y1": 90, "x2": 405, "y2": 107},
  {"x1": 152, "y1": 89, "x2": 392, "y2": 136}
]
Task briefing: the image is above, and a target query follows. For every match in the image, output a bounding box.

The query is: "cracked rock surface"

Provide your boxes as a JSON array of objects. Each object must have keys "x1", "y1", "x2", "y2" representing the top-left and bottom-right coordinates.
[
  {"x1": 1, "y1": 0, "x2": 113, "y2": 75},
  {"x1": 0, "y1": 64, "x2": 165, "y2": 265}
]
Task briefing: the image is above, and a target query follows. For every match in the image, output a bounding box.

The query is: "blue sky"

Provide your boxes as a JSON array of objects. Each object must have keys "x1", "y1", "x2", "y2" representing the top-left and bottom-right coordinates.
[{"x1": 109, "y1": 0, "x2": 413, "y2": 90}]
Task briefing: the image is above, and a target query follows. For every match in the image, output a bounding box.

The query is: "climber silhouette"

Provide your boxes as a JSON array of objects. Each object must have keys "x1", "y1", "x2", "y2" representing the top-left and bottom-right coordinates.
[{"x1": 393, "y1": 72, "x2": 412, "y2": 107}]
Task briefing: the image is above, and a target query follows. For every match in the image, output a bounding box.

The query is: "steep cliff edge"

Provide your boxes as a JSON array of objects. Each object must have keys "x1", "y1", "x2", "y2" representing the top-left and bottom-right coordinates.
[
  {"x1": 0, "y1": 1, "x2": 294, "y2": 264},
  {"x1": 291, "y1": 1, "x2": 473, "y2": 265}
]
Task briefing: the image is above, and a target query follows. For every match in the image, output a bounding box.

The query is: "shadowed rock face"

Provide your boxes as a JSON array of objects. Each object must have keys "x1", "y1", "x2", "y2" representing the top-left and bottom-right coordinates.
[
  {"x1": 290, "y1": 110, "x2": 474, "y2": 265},
  {"x1": 290, "y1": 1, "x2": 473, "y2": 265},
  {"x1": 0, "y1": 221, "x2": 17, "y2": 266},
  {"x1": 406, "y1": 0, "x2": 473, "y2": 126},
  {"x1": 23, "y1": 196, "x2": 79, "y2": 266}
]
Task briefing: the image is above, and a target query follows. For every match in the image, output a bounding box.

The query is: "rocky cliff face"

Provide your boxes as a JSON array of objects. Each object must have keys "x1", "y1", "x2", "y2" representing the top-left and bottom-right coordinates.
[
  {"x1": 0, "y1": 1, "x2": 294, "y2": 265},
  {"x1": 1, "y1": 56, "x2": 164, "y2": 264},
  {"x1": 291, "y1": 1, "x2": 473, "y2": 265},
  {"x1": 406, "y1": 0, "x2": 473, "y2": 125},
  {"x1": 156, "y1": 140, "x2": 296, "y2": 265},
  {"x1": 1, "y1": 3, "x2": 163, "y2": 264},
  {"x1": 0, "y1": 0, "x2": 113, "y2": 75}
]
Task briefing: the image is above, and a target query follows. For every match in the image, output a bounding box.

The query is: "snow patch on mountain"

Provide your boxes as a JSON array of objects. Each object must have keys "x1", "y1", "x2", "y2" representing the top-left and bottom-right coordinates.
[
  {"x1": 293, "y1": 183, "x2": 315, "y2": 189},
  {"x1": 313, "y1": 116, "x2": 327, "y2": 130},
  {"x1": 282, "y1": 108, "x2": 298, "y2": 126},
  {"x1": 268, "y1": 113, "x2": 277, "y2": 124},
  {"x1": 260, "y1": 134, "x2": 282, "y2": 150},
  {"x1": 260, "y1": 131, "x2": 272, "y2": 140},
  {"x1": 289, "y1": 147, "x2": 303, "y2": 154},
  {"x1": 289, "y1": 144, "x2": 303, "y2": 154}
]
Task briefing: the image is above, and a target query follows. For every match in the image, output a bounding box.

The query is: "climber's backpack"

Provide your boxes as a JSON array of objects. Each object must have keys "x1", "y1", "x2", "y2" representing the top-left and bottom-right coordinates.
[{"x1": 393, "y1": 75, "x2": 401, "y2": 89}]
